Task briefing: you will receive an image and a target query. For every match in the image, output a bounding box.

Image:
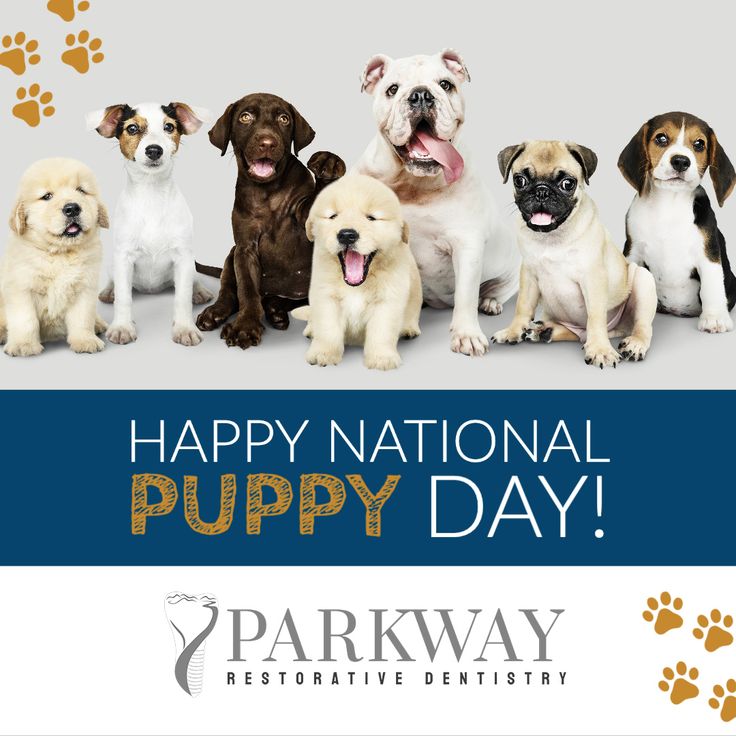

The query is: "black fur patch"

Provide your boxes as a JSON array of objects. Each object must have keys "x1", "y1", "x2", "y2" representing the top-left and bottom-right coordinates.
[
  {"x1": 114, "y1": 105, "x2": 137, "y2": 138},
  {"x1": 161, "y1": 103, "x2": 184, "y2": 133}
]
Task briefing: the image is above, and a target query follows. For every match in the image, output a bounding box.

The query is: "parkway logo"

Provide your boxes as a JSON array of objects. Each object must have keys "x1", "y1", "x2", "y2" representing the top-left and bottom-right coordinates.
[{"x1": 164, "y1": 592, "x2": 219, "y2": 697}]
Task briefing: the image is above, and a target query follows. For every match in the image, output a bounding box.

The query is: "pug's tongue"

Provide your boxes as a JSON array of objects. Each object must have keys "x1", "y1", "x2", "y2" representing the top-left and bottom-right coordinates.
[
  {"x1": 530, "y1": 212, "x2": 554, "y2": 226},
  {"x1": 343, "y1": 249, "x2": 366, "y2": 286},
  {"x1": 410, "y1": 129, "x2": 464, "y2": 184},
  {"x1": 250, "y1": 159, "x2": 275, "y2": 178}
]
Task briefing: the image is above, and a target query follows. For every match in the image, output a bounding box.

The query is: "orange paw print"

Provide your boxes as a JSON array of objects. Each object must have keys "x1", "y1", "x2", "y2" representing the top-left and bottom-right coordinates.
[
  {"x1": 12, "y1": 85, "x2": 55, "y2": 128},
  {"x1": 0, "y1": 33, "x2": 40, "y2": 76},
  {"x1": 710, "y1": 680, "x2": 736, "y2": 722},
  {"x1": 658, "y1": 661, "x2": 699, "y2": 705},
  {"x1": 47, "y1": 0, "x2": 90, "y2": 22},
  {"x1": 642, "y1": 592, "x2": 683, "y2": 635},
  {"x1": 61, "y1": 30, "x2": 103, "y2": 74},
  {"x1": 693, "y1": 609, "x2": 734, "y2": 652}
]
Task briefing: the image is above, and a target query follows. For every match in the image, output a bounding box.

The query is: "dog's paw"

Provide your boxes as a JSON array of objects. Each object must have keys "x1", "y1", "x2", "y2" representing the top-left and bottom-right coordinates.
[
  {"x1": 307, "y1": 151, "x2": 346, "y2": 182},
  {"x1": 490, "y1": 326, "x2": 524, "y2": 346},
  {"x1": 479, "y1": 297, "x2": 503, "y2": 316},
  {"x1": 698, "y1": 312, "x2": 734, "y2": 334},
  {"x1": 106, "y1": 322, "x2": 137, "y2": 345},
  {"x1": 221, "y1": 319, "x2": 263, "y2": 349},
  {"x1": 306, "y1": 343, "x2": 343, "y2": 366},
  {"x1": 401, "y1": 324, "x2": 421, "y2": 339},
  {"x1": 451, "y1": 328, "x2": 489, "y2": 356},
  {"x1": 172, "y1": 323, "x2": 202, "y2": 347},
  {"x1": 94, "y1": 315, "x2": 108, "y2": 334},
  {"x1": 619, "y1": 335, "x2": 649, "y2": 362},
  {"x1": 364, "y1": 349, "x2": 402, "y2": 371},
  {"x1": 192, "y1": 284, "x2": 214, "y2": 305},
  {"x1": 69, "y1": 334, "x2": 104, "y2": 353},
  {"x1": 302, "y1": 323, "x2": 313, "y2": 339},
  {"x1": 584, "y1": 341, "x2": 620, "y2": 369},
  {"x1": 4, "y1": 340, "x2": 43, "y2": 357},
  {"x1": 196, "y1": 304, "x2": 230, "y2": 331},
  {"x1": 98, "y1": 286, "x2": 114, "y2": 304},
  {"x1": 521, "y1": 321, "x2": 554, "y2": 343}
]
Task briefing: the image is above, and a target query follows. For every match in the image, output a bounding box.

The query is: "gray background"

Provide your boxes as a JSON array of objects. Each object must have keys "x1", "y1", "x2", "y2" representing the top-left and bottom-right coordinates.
[{"x1": 0, "y1": 0, "x2": 734, "y2": 389}]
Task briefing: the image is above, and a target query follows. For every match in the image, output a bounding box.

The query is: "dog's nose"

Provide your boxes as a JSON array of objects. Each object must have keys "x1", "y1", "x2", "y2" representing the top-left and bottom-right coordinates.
[
  {"x1": 534, "y1": 184, "x2": 551, "y2": 201},
  {"x1": 257, "y1": 136, "x2": 277, "y2": 152},
  {"x1": 337, "y1": 228, "x2": 359, "y2": 247},
  {"x1": 62, "y1": 202, "x2": 81, "y2": 218},
  {"x1": 408, "y1": 87, "x2": 435, "y2": 110},
  {"x1": 671, "y1": 155, "x2": 691, "y2": 172},
  {"x1": 145, "y1": 145, "x2": 164, "y2": 161}
]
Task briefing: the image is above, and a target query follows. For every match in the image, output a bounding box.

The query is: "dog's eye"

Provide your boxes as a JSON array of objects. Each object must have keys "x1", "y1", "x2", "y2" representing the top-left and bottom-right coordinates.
[
  {"x1": 239, "y1": 112, "x2": 254, "y2": 124},
  {"x1": 559, "y1": 177, "x2": 576, "y2": 192},
  {"x1": 439, "y1": 80, "x2": 454, "y2": 91},
  {"x1": 40, "y1": 192, "x2": 53, "y2": 201},
  {"x1": 328, "y1": 213, "x2": 338, "y2": 220},
  {"x1": 654, "y1": 133, "x2": 669, "y2": 147},
  {"x1": 693, "y1": 139, "x2": 706, "y2": 152},
  {"x1": 513, "y1": 174, "x2": 528, "y2": 189},
  {"x1": 366, "y1": 214, "x2": 377, "y2": 221},
  {"x1": 278, "y1": 114, "x2": 290, "y2": 125},
  {"x1": 386, "y1": 84, "x2": 399, "y2": 97},
  {"x1": 126, "y1": 123, "x2": 139, "y2": 135},
  {"x1": 163, "y1": 122, "x2": 175, "y2": 133},
  {"x1": 76, "y1": 187, "x2": 87, "y2": 195}
]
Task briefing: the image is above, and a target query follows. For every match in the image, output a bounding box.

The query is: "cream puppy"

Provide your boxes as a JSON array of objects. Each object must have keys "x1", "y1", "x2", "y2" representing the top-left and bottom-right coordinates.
[
  {"x1": 294, "y1": 175, "x2": 422, "y2": 370},
  {"x1": 493, "y1": 141, "x2": 657, "y2": 368},
  {"x1": 0, "y1": 158, "x2": 108, "y2": 356}
]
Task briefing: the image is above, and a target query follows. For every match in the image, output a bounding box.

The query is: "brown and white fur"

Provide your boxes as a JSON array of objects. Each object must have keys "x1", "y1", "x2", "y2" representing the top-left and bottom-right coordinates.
[
  {"x1": 493, "y1": 141, "x2": 657, "y2": 369},
  {"x1": 618, "y1": 112, "x2": 736, "y2": 333},
  {"x1": 293, "y1": 175, "x2": 422, "y2": 370},
  {"x1": 88, "y1": 101, "x2": 213, "y2": 346},
  {"x1": 0, "y1": 158, "x2": 109, "y2": 356}
]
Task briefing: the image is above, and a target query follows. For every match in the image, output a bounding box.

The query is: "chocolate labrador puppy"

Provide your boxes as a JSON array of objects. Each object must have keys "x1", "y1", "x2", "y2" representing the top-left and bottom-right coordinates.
[{"x1": 196, "y1": 93, "x2": 345, "y2": 348}]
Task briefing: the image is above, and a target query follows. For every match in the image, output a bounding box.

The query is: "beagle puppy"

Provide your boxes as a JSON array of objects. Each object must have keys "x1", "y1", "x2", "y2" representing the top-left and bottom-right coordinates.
[{"x1": 618, "y1": 112, "x2": 736, "y2": 333}]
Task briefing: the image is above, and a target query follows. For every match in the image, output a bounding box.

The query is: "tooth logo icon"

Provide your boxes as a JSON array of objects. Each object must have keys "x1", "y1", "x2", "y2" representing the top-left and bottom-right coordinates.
[{"x1": 164, "y1": 592, "x2": 219, "y2": 697}]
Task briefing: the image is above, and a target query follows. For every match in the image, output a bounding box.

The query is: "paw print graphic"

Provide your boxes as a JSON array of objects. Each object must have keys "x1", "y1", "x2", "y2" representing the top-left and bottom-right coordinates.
[
  {"x1": 709, "y1": 680, "x2": 736, "y2": 722},
  {"x1": 642, "y1": 592, "x2": 683, "y2": 635},
  {"x1": 61, "y1": 30, "x2": 103, "y2": 74},
  {"x1": 658, "y1": 661, "x2": 699, "y2": 705},
  {"x1": 12, "y1": 85, "x2": 55, "y2": 128},
  {"x1": 693, "y1": 609, "x2": 734, "y2": 652},
  {"x1": 47, "y1": 0, "x2": 90, "y2": 22},
  {"x1": 0, "y1": 33, "x2": 40, "y2": 76}
]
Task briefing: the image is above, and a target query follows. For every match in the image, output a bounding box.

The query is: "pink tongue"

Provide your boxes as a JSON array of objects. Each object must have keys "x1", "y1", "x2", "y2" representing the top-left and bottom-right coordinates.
[
  {"x1": 343, "y1": 249, "x2": 366, "y2": 285},
  {"x1": 412, "y1": 129, "x2": 464, "y2": 184},
  {"x1": 530, "y1": 212, "x2": 554, "y2": 226},
  {"x1": 251, "y1": 160, "x2": 275, "y2": 178}
]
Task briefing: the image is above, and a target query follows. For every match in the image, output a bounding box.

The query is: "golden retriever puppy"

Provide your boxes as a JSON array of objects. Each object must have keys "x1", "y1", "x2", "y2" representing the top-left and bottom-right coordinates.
[
  {"x1": 0, "y1": 158, "x2": 109, "y2": 356},
  {"x1": 294, "y1": 174, "x2": 422, "y2": 370}
]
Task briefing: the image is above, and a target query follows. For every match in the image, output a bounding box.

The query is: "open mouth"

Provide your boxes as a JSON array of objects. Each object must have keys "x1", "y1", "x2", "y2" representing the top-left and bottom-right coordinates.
[
  {"x1": 248, "y1": 158, "x2": 277, "y2": 179},
  {"x1": 393, "y1": 120, "x2": 464, "y2": 184},
  {"x1": 522, "y1": 209, "x2": 569, "y2": 233},
  {"x1": 338, "y1": 248, "x2": 375, "y2": 287},
  {"x1": 61, "y1": 221, "x2": 82, "y2": 238}
]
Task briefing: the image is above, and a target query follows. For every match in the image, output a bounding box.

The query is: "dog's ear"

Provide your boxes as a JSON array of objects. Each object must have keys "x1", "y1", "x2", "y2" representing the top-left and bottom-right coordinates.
[
  {"x1": 167, "y1": 102, "x2": 209, "y2": 135},
  {"x1": 497, "y1": 144, "x2": 525, "y2": 183},
  {"x1": 401, "y1": 220, "x2": 410, "y2": 245},
  {"x1": 87, "y1": 104, "x2": 129, "y2": 138},
  {"x1": 566, "y1": 143, "x2": 598, "y2": 185},
  {"x1": 208, "y1": 103, "x2": 235, "y2": 156},
  {"x1": 361, "y1": 54, "x2": 392, "y2": 94},
  {"x1": 9, "y1": 198, "x2": 26, "y2": 236},
  {"x1": 97, "y1": 201, "x2": 110, "y2": 229},
  {"x1": 618, "y1": 122, "x2": 650, "y2": 194},
  {"x1": 289, "y1": 105, "x2": 315, "y2": 156},
  {"x1": 708, "y1": 129, "x2": 736, "y2": 207},
  {"x1": 305, "y1": 214, "x2": 315, "y2": 242},
  {"x1": 440, "y1": 48, "x2": 470, "y2": 83}
]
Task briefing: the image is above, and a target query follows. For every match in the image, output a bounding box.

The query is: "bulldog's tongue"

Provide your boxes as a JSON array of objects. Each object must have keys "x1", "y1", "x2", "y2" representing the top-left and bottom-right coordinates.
[
  {"x1": 251, "y1": 159, "x2": 275, "y2": 178},
  {"x1": 343, "y1": 249, "x2": 366, "y2": 286},
  {"x1": 411, "y1": 129, "x2": 464, "y2": 184},
  {"x1": 530, "y1": 212, "x2": 554, "y2": 226}
]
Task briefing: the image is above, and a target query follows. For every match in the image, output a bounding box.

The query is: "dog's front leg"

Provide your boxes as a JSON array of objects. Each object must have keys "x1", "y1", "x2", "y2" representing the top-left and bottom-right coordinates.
[
  {"x1": 450, "y1": 243, "x2": 488, "y2": 356},
  {"x1": 582, "y1": 272, "x2": 619, "y2": 368},
  {"x1": 3, "y1": 289, "x2": 42, "y2": 357},
  {"x1": 492, "y1": 265, "x2": 540, "y2": 345},
  {"x1": 66, "y1": 288, "x2": 104, "y2": 354},
  {"x1": 306, "y1": 298, "x2": 344, "y2": 367},
  {"x1": 363, "y1": 303, "x2": 402, "y2": 371},
  {"x1": 697, "y1": 260, "x2": 734, "y2": 333},
  {"x1": 220, "y1": 247, "x2": 265, "y2": 349},
  {"x1": 171, "y1": 255, "x2": 202, "y2": 346},
  {"x1": 106, "y1": 250, "x2": 137, "y2": 344}
]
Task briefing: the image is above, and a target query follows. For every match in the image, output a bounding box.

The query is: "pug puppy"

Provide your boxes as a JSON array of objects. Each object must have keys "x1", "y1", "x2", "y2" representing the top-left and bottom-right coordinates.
[
  {"x1": 293, "y1": 174, "x2": 422, "y2": 370},
  {"x1": 492, "y1": 141, "x2": 657, "y2": 368}
]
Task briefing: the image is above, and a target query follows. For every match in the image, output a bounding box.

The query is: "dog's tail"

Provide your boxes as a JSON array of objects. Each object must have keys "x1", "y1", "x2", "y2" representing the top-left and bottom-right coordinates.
[
  {"x1": 195, "y1": 261, "x2": 223, "y2": 278},
  {"x1": 291, "y1": 306, "x2": 311, "y2": 321}
]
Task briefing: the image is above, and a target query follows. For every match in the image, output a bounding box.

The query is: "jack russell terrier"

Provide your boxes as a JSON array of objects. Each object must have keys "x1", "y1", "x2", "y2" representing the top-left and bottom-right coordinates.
[{"x1": 88, "y1": 101, "x2": 213, "y2": 346}]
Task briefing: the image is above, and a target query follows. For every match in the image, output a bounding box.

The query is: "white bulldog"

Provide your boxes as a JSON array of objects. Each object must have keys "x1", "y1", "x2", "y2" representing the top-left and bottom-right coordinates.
[{"x1": 353, "y1": 49, "x2": 520, "y2": 356}]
